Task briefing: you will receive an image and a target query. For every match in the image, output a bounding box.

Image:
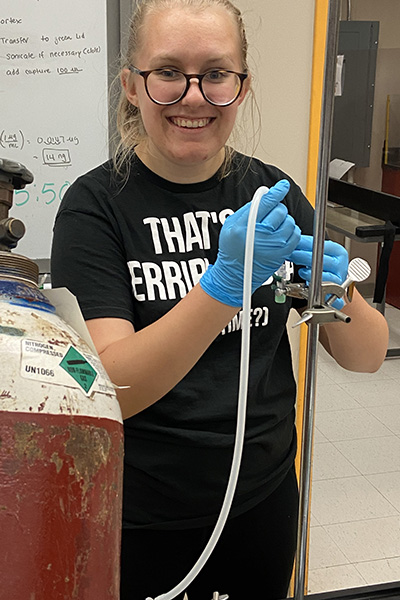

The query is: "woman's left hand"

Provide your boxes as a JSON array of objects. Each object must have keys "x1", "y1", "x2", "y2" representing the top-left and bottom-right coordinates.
[{"x1": 290, "y1": 235, "x2": 349, "y2": 309}]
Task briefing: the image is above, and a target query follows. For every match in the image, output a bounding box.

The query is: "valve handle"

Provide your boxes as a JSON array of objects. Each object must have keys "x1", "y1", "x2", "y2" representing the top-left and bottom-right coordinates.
[{"x1": 326, "y1": 257, "x2": 371, "y2": 306}]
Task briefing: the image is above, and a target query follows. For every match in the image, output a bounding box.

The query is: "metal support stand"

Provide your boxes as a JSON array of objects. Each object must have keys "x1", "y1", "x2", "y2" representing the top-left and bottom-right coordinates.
[{"x1": 294, "y1": 2, "x2": 341, "y2": 600}]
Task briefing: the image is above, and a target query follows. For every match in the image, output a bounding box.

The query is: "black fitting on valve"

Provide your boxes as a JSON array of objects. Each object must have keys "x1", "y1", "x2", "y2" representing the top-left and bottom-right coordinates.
[{"x1": 0, "y1": 217, "x2": 26, "y2": 250}]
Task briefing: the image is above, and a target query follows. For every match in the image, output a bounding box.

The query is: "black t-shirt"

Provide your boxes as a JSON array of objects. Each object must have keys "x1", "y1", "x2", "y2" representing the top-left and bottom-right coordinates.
[{"x1": 51, "y1": 151, "x2": 315, "y2": 530}]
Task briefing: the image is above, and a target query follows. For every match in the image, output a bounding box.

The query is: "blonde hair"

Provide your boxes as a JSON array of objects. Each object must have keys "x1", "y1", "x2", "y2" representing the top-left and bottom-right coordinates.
[{"x1": 112, "y1": 0, "x2": 258, "y2": 177}]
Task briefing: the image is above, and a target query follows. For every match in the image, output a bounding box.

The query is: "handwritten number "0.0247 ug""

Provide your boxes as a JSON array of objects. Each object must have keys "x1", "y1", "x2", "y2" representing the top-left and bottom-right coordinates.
[{"x1": 14, "y1": 181, "x2": 71, "y2": 206}]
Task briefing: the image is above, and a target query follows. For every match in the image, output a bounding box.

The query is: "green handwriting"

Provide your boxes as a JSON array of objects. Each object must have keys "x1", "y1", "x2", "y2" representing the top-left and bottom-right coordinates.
[{"x1": 14, "y1": 181, "x2": 71, "y2": 206}]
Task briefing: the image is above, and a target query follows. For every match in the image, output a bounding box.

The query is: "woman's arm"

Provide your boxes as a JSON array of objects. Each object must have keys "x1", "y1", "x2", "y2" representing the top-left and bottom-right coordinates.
[
  {"x1": 319, "y1": 287, "x2": 389, "y2": 372},
  {"x1": 87, "y1": 284, "x2": 238, "y2": 419}
]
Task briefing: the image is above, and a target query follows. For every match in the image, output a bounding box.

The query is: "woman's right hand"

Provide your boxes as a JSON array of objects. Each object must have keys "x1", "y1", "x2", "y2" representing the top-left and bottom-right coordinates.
[{"x1": 200, "y1": 180, "x2": 301, "y2": 306}]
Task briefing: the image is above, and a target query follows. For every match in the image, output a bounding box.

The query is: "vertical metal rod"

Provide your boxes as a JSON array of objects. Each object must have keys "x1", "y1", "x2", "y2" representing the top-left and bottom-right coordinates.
[
  {"x1": 294, "y1": 2, "x2": 341, "y2": 600},
  {"x1": 347, "y1": 0, "x2": 352, "y2": 21}
]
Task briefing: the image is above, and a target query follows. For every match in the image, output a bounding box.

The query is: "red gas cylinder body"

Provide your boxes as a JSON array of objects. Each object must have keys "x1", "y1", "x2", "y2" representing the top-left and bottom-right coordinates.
[{"x1": 0, "y1": 253, "x2": 124, "y2": 599}]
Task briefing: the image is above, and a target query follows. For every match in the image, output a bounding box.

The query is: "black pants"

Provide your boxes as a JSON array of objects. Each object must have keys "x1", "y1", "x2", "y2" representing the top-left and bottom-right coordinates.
[{"x1": 120, "y1": 466, "x2": 299, "y2": 600}]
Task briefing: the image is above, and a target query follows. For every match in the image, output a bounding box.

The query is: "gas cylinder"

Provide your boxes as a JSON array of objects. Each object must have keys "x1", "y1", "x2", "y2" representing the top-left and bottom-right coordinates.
[{"x1": 0, "y1": 160, "x2": 124, "y2": 599}]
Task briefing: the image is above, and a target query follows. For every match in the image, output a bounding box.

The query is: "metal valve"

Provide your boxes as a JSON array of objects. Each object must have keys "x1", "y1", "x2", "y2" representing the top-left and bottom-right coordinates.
[
  {"x1": 0, "y1": 157, "x2": 34, "y2": 251},
  {"x1": 272, "y1": 257, "x2": 372, "y2": 328}
]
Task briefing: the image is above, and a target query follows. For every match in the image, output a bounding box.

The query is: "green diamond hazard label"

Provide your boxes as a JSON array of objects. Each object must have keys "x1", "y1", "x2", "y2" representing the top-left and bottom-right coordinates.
[{"x1": 59, "y1": 346, "x2": 97, "y2": 394}]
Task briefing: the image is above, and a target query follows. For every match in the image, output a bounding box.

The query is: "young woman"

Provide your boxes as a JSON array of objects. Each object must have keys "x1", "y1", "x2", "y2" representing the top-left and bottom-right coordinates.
[{"x1": 51, "y1": 1, "x2": 388, "y2": 598}]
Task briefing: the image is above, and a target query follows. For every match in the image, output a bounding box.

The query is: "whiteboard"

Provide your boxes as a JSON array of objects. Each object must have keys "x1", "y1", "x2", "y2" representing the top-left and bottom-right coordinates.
[{"x1": 1, "y1": 0, "x2": 111, "y2": 260}]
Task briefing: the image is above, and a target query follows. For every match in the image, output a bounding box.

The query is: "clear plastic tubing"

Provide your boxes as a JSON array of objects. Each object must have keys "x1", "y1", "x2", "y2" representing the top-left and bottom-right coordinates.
[{"x1": 146, "y1": 186, "x2": 270, "y2": 600}]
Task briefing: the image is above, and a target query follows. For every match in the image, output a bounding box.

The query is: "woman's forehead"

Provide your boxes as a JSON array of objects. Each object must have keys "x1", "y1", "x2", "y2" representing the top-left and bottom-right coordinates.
[{"x1": 136, "y1": 6, "x2": 241, "y2": 63}]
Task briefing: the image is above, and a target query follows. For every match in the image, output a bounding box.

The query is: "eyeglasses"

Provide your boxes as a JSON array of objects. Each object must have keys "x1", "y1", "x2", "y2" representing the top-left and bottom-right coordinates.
[{"x1": 128, "y1": 65, "x2": 248, "y2": 107}]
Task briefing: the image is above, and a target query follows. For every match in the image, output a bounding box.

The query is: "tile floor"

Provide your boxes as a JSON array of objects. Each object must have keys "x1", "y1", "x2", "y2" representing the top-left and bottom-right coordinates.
[{"x1": 308, "y1": 302, "x2": 400, "y2": 594}]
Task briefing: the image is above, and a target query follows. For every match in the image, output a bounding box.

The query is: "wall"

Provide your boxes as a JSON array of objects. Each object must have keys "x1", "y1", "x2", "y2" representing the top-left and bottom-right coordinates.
[
  {"x1": 233, "y1": 0, "x2": 315, "y2": 192},
  {"x1": 231, "y1": 0, "x2": 316, "y2": 373}
]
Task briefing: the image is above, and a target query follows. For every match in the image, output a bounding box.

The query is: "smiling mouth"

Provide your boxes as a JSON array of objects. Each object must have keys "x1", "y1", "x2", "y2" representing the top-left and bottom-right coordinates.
[{"x1": 169, "y1": 117, "x2": 213, "y2": 129}]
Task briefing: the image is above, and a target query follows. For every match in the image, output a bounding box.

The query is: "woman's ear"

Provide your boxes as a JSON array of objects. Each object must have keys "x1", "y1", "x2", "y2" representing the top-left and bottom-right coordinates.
[
  {"x1": 237, "y1": 72, "x2": 251, "y2": 106},
  {"x1": 121, "y1": 68, "x2": 139, "y2": 107}
]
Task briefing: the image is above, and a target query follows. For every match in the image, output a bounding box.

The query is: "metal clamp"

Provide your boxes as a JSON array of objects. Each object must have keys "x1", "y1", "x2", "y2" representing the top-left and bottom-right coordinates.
[
  {"x1": 273, "y1": 277, "x2": 348, "y2": 301},
  {"x1": 273, "y1": 257, "x2": 371, "y2": 312},
  {"x1": 292, "y1": 303, "x2": 351, "y2": 327},
  {"x1": 272, "y1": 281, "x2": 308, "y2": 302},
  {"x1": 275, "y1": 280, "x2": 346, "y2": 303},
  {"x1": 272, "y1": 279, "x2": 351, "y2": 327}
]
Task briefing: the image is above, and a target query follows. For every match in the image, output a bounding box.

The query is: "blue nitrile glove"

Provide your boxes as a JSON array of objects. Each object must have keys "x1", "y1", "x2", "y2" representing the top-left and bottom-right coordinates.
[
  {"x1": 200, "y1": 180, "x2": 301, "y2": 307},
  {"x1": 289, "y1": 235, "x2": 349, "y2": 309}
]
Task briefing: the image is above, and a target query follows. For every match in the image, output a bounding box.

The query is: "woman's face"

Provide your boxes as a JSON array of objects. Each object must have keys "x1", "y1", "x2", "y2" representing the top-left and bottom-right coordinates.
[{"x1": 122, "y1": 6, "x2": 249, "y2": 182}]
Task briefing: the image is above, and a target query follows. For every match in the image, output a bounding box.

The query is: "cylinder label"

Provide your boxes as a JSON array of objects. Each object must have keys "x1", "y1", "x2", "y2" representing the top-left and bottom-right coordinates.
[{"x1": 21, "y1": 340, "x2": 114, "y2": 396}]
